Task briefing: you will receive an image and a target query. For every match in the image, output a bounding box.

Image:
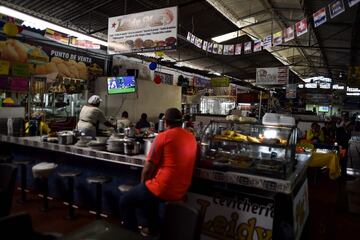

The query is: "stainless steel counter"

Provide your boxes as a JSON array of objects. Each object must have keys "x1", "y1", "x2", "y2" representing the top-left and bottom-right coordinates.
[{"x1": 1, "y1": 135, "x2": 311, "y2": 194}]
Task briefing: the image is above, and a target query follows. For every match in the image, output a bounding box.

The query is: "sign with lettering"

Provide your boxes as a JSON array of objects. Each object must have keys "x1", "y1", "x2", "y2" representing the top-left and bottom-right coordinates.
[
  {"x1": 108, "y1": 7, "x2": 178, "y2": 54},
  {"x1": 154, "y1": 71, "x2": 173, "y2": 85},
  {"x1": 187, "y1": 192, "x2": 273, "y2": 240},
  {"x1": 256, "y1": 67, "x2": 289, "y2": 85}
]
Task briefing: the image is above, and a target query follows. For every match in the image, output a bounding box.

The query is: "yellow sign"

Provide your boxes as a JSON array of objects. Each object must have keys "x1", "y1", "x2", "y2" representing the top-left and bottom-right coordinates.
[
  {"x1": 0, "y1": 60, "x2": 10, "y2": 75},
  {"x1": 211, "y1": 76, "x2": 230, "y2": 87}
]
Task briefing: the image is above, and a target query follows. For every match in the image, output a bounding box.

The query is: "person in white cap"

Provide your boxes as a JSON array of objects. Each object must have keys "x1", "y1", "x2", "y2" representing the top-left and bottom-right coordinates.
[{"x1": 77, "y1": 95, "x2": 115, "y2": 139}]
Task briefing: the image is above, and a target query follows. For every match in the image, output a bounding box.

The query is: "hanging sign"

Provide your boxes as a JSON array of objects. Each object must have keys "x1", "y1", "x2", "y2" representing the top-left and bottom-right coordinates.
[
  {"x1": 195, "y1": 37, "x2": 203, "y2": 48},
  {"x1": 207, "y1": 42, "x2": 214, "y2": 53},
  {"x1": 0, "y1": 60, "x2": 10, "y2": 75},
  {"x1": 348, "y1": 0, "x2": 360, "y2": 7},
  {"x1": 154, "y1": 71, "x2": 173, "y2": 85},
  {"x1": 296, "y1": 18, "x2": 308, "y2": 37},
  {"x1": 256, "y1": 67, "x2": 289, "y2": 85},
  {"x1": 235, "y1": 43, "x2": 242, "y2": 55},
  {"x1": 273, "y1": 31, "x2": 283, "y2": 46},
  {"x1": 223, "y1": 45, "x2": 235, "y2": 55},
  {"x1": 211, "y1": 76, "x2": 230, "y2": 87},
  {"x1": 253, "y1": 40, "x2": 262, "y2": 52},
  {"x1": 44, "y1": 28, "x2": 69, "y2": 45},
  {"x1": 202, "y1": 41, "x2": 209, "y2": 51},
  {"x1": 313, "y1": 8, "x2": 327, "y2": 28},
  {"x1": 263, "y1": 35, "x2": 272, "y2": 49},
  {"x1": 244, "y1": 41, "x2": 252, "y2": 54},
  {"x1": 284, "y1": 26, "x2": 295, "y2": 42},
  {"x1": 108, "y1": 6, "x2": 178, "y2": 54},
  {"x1": 329, "y1": 0, "x2": 345, "y2": 18}
]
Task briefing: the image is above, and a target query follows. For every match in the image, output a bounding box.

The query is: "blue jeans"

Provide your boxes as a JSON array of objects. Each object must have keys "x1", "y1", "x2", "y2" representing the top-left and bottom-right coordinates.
[{"x1": 119, "y1": 183, "x2": 162, "y2": 232}]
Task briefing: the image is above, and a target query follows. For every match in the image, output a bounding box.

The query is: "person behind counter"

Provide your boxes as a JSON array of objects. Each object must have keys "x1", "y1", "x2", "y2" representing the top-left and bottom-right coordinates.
[
  {"x1": 119, "y1": 108, "x2": 197, "y2": 236},
  {"x1": 25, "y1": 112, "x2": 51, "y2": 136},
  {"x1": 306, "y1": 122, "x2": 324, "y2": 144},
  {"x1": 77, "y1": 95, "x2": 115, "y2": 139},
  {"x1": 117, "y1": 111, "x2": 131, "y2": 129},
  {"x1": 135, "y1": 113, "x2": 150, "y2": 130}
]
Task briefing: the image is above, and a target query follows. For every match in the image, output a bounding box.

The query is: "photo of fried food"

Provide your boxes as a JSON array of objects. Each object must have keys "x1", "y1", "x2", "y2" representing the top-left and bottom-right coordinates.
[
  {"x1": 143, "y1": 39, "x2": 155, "y2": 48},
  {"x1": 165, "y1": 37, "x2": 176, "y2": 46},
  {"x1": 134, "y1": 38, "x2": 144, "y2": 49}
]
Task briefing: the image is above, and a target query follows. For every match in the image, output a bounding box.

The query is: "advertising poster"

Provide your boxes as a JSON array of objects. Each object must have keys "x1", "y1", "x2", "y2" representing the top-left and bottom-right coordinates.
[
  {"x1": 108, "y1": 7, "x2": 178, "y2": 54},
  {"x1": 186, "y1": 191, "x2": 274, "y2": 240},
  {"x1": 218, "y1": 44, "x2": 224, "y2": 55},
  {"x1": 256, "y1": 67, "x2": 289, "y2": 85},
  {"x1": 154, "y1": 71, "x2": 173, "y2": 85},
  {"x1": 235, "y1": 43, "x2": 242, "y2": 55},
  {"x1": 253, "y1": 40, "x2": 262, "y2": 52},
  {"x1": 191, "y1": 34, "x2": 196, "y2": 44},
  {"x1": 313, "y1": 8, "x2": 327, "y2": 28},
  {"x1": 273, "y1": 31, "x2": 283, "y2": 46},
  {"x1": 296, "y1": 18, "x2": 308, "y2": 37},
  {"x1": 263, "y1": 35, "x2": 272, "y2": 49},
  {"x1": 348, "y1": 0, "x2": 360, "y2": 7},
  {"x1": 213, "y1": 43, "x2": 219, "y2": 54},
  {"x1": 187, "y1": 32, "x2": 193, "y2": 41},
  {"x1": 211, "y1": 76, "x2": 230, "y2": 87},
  {"x1": 329, "y1": 0, "x2": 345, "y2": 18},
  {"x1": 284, "y1": 26, "x2": 295, "y2": 42},
  {"x1": 244, "y1": 41, "x2": 252, "y2": 54}
]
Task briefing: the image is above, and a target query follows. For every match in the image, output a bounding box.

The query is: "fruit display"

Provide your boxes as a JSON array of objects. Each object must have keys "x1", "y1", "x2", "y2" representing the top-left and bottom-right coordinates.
[{"x1": 212, "y1": 130, "x2": 287, "y2": 145}]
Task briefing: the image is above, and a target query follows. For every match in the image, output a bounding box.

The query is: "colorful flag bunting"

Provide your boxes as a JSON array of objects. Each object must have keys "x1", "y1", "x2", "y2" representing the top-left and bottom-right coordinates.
[
  {"x1": 296, "y1": 18, "x2": 308, "y2": 37},
  {"x1": 235, "y1": 43, "x2": 242, "y2": 55},
  {"x1": 348, "y1": 0, "x2": 360, "y2": 7},
  {"x1": 313, "y1": 7, "x2": 327, "y2": 27},
  {"x1": 329, "y1": 0, "x2": 345, "y2": 18},
  {"x1": 253, "y1": 40, "x2": 262, "y2": 52},
  {"x1": 263, "y1": 35, "x2": 272, "y2": 49},
  {"x1": 284, "y1": 26, "x2": 295, "y2": 42},
  {"x1": 244, "y1": 41, "x2": 252, "y2": 54},
  {"x1": 207, "y1": 42, "x2": 213, "y2": 52},
  {"x1": 273, "y1": 31, "x2": 283, "y2": 46},
  {"x1": 202, "y1": 41, "x2": 208, "y2": 51}
]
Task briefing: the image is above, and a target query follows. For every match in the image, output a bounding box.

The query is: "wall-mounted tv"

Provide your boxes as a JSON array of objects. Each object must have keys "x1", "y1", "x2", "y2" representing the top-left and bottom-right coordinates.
[
  {"x1": 318, "y1": 106, "x2": 329, "y2": 113},
  {"x1": 107, "y1": 76, "x2": 136, "y2": 94}
]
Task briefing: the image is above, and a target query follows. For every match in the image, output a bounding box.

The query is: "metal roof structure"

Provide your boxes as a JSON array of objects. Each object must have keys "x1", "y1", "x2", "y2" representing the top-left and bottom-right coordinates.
[{"x1": 1, "y1": 0, "x2": 359, "y2": 83}]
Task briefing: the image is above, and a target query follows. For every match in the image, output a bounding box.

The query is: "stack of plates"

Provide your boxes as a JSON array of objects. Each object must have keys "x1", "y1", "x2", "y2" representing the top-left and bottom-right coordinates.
[
  {"x1": 88, "y1": 141, "x2": 107, "y2": 151},
  {"x1": 106, "y1": 139, "x2": 126, "y2": 153}
]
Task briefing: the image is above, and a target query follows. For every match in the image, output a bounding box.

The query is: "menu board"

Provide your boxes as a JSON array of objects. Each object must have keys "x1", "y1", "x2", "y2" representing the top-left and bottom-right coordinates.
[{"x1": 108, "y1": 7, "x2": 178, "y2": 54}]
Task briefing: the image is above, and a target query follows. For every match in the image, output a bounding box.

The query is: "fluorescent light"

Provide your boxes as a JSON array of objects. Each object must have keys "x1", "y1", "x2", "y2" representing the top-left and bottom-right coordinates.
[
  {"x1": 209, "y1": 71, "x2": 221, "y2": 76},
  {"x1": 347, "y1": 87, "x2": 360, "y2": 92},
  {"x1": 303, "y1": 76, "x2": 332, "y2": 83},
  {"x1": 264, "y1": 129, "x2": 277, "y2": 139},
  {"x1": 0, "y1": 6, "x2": 108, "y2": 46},
  {"x1": 212, "y1": 31, "x2": 241, "y2": 43},
  {"x1": 347, "y1": 92, "x2": 360, "y2": 96}
]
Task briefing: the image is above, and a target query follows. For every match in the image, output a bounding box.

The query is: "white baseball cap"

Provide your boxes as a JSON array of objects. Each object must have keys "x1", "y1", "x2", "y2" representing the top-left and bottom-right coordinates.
[{"x1": 88, "y1": 95, "x2": 102, "y2": 105}]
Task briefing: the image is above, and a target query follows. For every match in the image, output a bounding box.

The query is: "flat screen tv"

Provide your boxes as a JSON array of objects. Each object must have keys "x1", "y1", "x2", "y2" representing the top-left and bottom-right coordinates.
[
  {"x1": 107, "y1": 76, "x2": 136, "y2": 94},
  {"x1": 318, "y1": 106, "x2": 329, "y2": 113}
]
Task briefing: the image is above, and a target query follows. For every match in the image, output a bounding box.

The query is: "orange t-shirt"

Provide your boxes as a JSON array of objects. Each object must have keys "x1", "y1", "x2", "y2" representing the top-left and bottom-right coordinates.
[{"x1": 145, "y1": 127, "x2": 197, "y2": 201}]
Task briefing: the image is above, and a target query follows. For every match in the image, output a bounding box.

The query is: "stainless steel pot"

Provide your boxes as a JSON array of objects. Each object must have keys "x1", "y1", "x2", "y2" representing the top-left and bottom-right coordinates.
[
  {"x1": 124, "y1": 141, "x2": 141, "y2": 155},
  {"x1": 144, "y1": 139, "x2": 154, "y2": 157},
  {"x1": 58, "y1": 131, "x2": 74, "y2": 145}
]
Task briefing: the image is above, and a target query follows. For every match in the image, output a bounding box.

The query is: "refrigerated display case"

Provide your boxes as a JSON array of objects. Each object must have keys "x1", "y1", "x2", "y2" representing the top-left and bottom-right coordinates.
[{"x1": 199, "y1": 120, "x2": 297, "y2": 179}]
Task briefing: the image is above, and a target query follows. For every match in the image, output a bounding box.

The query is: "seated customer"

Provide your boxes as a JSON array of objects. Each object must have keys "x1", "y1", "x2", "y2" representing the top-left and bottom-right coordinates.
[
  {"x1": 117, "y1": 111, "x2": 131, "y2": 128},
  {"x1": 306, "y1": 122, "x2": 324, "y2": 144},
  {"x1": 135, "y1": 113, "x2": 150, "y2": 130},
  {"x1": 119, "y1": 108, "x2": 197, "y2": 235}
]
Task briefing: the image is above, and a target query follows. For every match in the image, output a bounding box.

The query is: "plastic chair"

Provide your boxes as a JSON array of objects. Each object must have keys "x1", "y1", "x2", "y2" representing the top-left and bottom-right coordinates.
[
  {"x1": 159, "y1": 202, "x2": 201, "y2": 240},
  {"x1": 0, "y1": 164, "x2": 17, "y2": 217}
]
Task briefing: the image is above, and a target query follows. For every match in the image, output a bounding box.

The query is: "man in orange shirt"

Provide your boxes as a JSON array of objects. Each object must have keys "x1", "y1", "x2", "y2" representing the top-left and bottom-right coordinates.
[{"x1": 119, "y1": 108, "x2": 197, "y2": 234}]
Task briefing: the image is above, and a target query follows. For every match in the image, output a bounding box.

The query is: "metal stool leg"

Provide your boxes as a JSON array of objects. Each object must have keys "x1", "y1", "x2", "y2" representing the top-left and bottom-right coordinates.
[
  {"x1": 95, "y1": 183, "x2": 102, "y2": 220},
  {"x1": 19, "y1": 164, "x2": 27, "y2": 203},
  {"x1": 66, "y1": 177, "x2": 75, "y2": 219},
  {"x1": 40, "y1": 177, "x2": 49, "y2": 212}
]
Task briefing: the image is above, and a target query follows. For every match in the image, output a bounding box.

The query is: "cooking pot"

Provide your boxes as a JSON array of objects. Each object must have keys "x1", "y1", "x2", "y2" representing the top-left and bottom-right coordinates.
[
  {"x1": 58, "y1": 131, "x2": 75, "y2": 145},
  {"x1": 144, "y1": 139, "x2": 154, "y2": 157},
  {"x1": 124, "y1": 141, "x2": 141, "y2": 155},
  {"x1": 124, "y1": 127, "x2": 135, "y2": 138}
]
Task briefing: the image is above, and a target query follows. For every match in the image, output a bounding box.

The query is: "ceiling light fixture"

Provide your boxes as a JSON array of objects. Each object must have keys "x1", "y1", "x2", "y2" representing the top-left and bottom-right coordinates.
[{"x1": 0, "y1": 6, "x2": 108, "y2": 46}]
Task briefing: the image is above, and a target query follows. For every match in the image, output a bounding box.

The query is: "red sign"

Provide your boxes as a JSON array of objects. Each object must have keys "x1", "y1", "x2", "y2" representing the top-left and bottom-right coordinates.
[{"x1": 296, "y1": 18, "x2": 308, "y2": 37}]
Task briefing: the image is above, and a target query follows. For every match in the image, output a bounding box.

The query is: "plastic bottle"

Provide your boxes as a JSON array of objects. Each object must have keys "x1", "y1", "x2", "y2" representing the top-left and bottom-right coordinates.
[
  {"x1": 7, "y1": 117, "x2": 13, "y2": 136},
  {"x1": 158, "y1": 119, "x2": 164, "y2": 132}
]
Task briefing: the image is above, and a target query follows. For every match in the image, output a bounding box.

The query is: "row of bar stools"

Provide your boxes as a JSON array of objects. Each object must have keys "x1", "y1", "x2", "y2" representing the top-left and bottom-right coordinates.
[
  {"x1": 58, "y1": 170, "x2": 82, "y2": 219},
  {"x1": 32, "y1": 162, "x2": 58, "y2": 212},
  {"x1": 13, "y1": 160, "x2": 31, "y2": 203},
  {"x1": 87, "y1": 176, "x2": 112, "y2": 219}
]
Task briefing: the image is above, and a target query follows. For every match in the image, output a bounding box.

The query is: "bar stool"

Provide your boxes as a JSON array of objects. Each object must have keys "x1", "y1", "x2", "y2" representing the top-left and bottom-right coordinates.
[
  {"x1": 58, "y1": 170, "x2": 82, "y2": 219},
  {"x1": 13, "y1": 160, "x2": 31, "y2": 203},
  {"x1": 87, "y1": 175, "x2": 111, "y2": 219},
  {"x1": 32, "y1": 162, "x2": 58, "y2": 212}
]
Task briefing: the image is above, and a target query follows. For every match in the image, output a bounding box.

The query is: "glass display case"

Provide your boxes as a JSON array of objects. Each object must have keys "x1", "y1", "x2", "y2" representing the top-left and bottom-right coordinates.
[{"x1": 200, "y1": 120, "x2": 297, "y2": 179}]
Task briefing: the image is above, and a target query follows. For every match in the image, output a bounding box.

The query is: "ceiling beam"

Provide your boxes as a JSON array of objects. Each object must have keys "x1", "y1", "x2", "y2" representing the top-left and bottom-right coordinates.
[{"x1": 67, "y1": 0, "x2": 114, "y2": 22}]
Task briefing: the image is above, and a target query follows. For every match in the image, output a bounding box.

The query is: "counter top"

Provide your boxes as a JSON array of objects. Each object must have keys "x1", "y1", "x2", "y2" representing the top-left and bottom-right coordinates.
[{"x1": 1, "y1": 135, "x2": 310, "y2": 194}]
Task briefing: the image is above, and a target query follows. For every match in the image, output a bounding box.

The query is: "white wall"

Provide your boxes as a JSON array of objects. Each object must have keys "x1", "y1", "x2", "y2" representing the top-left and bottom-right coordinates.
[{"x1": 95, "y1": 77, "x2": 181, "y2": 123}]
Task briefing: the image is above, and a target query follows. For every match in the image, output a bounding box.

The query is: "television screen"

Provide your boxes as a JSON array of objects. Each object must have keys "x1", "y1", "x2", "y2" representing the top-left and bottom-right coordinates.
[
  {"x1": 107, "y1": 76, "x2": 136, "y2": 94},
  {"x1": 319, "y1": 106, "x2": 329, "y2": 112}
]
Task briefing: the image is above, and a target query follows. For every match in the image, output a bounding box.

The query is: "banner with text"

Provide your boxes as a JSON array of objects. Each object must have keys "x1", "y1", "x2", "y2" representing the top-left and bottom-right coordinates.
[
  {"x1": 256, "y1": 67, "x2": 289, "y2": 85},
  {"x1": 108, "y1": 7, "x2": 178, "y2": 54},
  {"x1": 187, "y1": 191, "x2": 273, "y2": 240}
]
